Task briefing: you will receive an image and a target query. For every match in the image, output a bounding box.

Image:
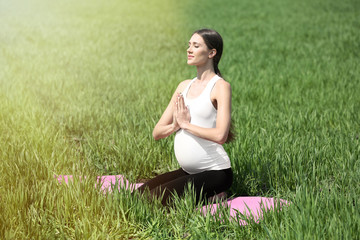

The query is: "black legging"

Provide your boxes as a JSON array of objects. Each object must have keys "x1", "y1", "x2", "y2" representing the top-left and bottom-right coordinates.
[{"x1": 137, "y1": 168, "x2": 233, "y2": 206}]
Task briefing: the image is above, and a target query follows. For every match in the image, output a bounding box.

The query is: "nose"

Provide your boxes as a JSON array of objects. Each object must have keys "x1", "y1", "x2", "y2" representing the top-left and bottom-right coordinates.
[{"x1": 187, "y1": 46, "x2": 192, "y2": 53}]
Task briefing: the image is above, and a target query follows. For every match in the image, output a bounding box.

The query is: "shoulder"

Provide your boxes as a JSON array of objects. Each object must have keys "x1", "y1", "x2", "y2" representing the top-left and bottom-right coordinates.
[
  {"x1": 176, "y1": 79, "x2": 192, "y2": 92},
  {"x1": 214, "y1": 78, "x2": 231, "y2": 93}
]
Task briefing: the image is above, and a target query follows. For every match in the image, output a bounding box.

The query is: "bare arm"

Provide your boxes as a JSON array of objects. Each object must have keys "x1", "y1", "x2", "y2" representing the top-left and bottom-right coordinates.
[
  {"x1": 152, "y1": 80, "x2": 191, "y2": 140},
  {"x1": 176, "y1": 80, "x2": 231, "y2": 144}
]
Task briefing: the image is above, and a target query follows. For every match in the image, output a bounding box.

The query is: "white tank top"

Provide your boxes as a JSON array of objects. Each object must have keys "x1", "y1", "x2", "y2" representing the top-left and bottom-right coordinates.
[{"x1": 174, "y1": 75, "x2": 231, "y2": 174}]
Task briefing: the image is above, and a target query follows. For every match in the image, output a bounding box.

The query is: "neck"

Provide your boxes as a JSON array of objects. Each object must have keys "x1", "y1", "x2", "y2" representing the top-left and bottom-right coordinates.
[{"x1": 196, "y1": 62, "x2": 216, "y2": 82}]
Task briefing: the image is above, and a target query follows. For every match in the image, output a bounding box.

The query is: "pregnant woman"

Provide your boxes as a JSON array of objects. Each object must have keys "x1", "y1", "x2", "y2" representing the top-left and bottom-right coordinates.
[{"x1": 137, "y1": 29, "x2": 234, "y2": 206}]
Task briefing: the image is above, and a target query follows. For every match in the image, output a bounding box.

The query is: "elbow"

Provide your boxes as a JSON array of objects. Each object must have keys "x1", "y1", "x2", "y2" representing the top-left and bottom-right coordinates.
[
  {"x1": 152, "y1": 130, "x2": 160, "y2": 141},
  {"x1": 215, "y1": 133, "x2": 228, "y2": 145},
  {"x1": 152, "y1": 126, "x2": 164, "y2": 141},
  {"x1": 152, "y1": 124, "x2": 159, "y2": 140}
]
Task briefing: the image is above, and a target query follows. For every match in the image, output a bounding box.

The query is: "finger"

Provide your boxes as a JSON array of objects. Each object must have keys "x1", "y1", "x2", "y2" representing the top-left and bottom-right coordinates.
[
  {"x1": 175, "y1": 93, "x2": 180, "y2": 105},
  {"x1": 178, "y1": 96, "x2": 183, "y2": 111},
  {"x1": 180, "y1": 95, "x2": 185, "y2": 111},
  {"x1": 176, "y1": 93, "x2": 181, "y2": 109},
  {"x1": 177, "y1": 92, "x2": 182, "y2": 101},
  {"x1": 176, "y1": 96, "x2": 180, "y2": 112}
]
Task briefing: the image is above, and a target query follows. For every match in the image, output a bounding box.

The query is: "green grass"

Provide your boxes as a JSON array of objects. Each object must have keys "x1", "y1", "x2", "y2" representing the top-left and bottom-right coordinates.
[{"x1": 1, "y1": 0, "x2": 359, "y2": 238}]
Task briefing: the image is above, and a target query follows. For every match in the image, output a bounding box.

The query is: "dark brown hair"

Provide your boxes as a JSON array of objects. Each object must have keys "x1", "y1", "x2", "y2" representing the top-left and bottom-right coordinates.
[
  {"x1": 193, "y1": 29, "x2": 223, "y2": 77},
  {"x1": 193, "y1": 29, "x2": 235, "y2": 143}
]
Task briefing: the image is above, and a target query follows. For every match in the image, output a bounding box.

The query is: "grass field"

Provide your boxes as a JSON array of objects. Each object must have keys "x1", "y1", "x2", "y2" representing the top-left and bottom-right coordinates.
[{"x1": 1, "y1": 0, "x2": 359, "y2": 238}]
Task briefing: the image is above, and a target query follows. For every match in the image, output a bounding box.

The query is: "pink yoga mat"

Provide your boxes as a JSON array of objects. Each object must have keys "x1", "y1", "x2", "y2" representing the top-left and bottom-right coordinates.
[
  {"x1": 200, "y1": 196, "x2": 288, "y2": 224},
  {"x1": 56, "y1": 175, "x2": 143, "y2": 193},
  {"x1": 55, "y1": 174, "x2": 288, "y2": 224}
]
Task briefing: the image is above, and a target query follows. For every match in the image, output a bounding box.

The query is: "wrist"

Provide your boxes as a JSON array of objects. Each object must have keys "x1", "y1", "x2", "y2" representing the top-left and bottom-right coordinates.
[
  {"x1": 180, "y1": 121, "x2": 190, "y2": 130},
  {"x1": 172, "y1": 122, "x2": 180, "y2": 132}
]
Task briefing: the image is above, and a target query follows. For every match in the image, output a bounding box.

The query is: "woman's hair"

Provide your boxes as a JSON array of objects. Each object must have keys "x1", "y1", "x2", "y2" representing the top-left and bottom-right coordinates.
[
  {"x1": 193, "y1": 28, "x2": 223, "y2": 77},
  {"x1": 193, "y1": 28, "x2": 236, "y2": 143}
]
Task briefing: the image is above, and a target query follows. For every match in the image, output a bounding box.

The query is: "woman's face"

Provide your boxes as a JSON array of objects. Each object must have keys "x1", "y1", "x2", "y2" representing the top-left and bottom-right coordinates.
[{"x1": 187, "y1": 33, "x2": 213, "y2": 66}]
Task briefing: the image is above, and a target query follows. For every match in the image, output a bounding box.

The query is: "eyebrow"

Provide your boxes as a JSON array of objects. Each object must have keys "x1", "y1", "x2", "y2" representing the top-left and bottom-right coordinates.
[{"x1": 188, "y1": 41, "x2": 201, "y2": 45}]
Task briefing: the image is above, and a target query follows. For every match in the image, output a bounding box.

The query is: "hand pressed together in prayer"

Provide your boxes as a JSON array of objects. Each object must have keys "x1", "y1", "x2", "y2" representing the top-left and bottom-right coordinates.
[{"x1": 174, "y1": 93, "x2": 191, "y2": 129}]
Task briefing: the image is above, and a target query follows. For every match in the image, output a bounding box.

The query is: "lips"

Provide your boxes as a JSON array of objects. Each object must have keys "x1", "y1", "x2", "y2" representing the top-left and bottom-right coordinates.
[{"x1": 187, "y1": 55, "x2": 194, "y2": 60}]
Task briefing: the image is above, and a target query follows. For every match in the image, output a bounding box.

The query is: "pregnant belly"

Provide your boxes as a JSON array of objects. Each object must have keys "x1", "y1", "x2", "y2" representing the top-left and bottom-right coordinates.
[{"x1": 174, "y1": 130, "x2": 218, "y2": 172}]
